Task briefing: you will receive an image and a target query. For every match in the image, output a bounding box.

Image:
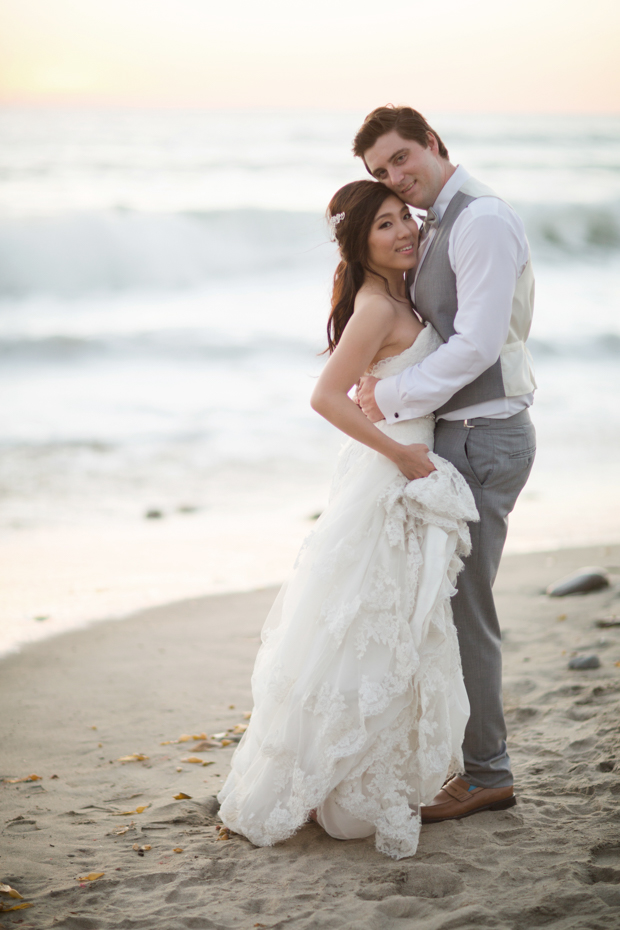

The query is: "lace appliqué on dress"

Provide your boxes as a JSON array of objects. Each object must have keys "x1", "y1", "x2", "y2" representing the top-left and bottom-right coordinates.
[{"x1": 217, "y1": 324, "x2": 478, "y2": 860}]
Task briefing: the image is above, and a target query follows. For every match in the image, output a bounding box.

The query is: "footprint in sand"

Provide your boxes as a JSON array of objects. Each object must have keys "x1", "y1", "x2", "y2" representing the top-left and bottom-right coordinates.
[{"x1": 589, "y1": 843, "x2": 620, "y2": 885}]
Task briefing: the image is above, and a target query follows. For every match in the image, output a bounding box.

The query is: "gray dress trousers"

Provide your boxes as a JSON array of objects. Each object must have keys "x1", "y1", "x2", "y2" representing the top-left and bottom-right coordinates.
[{"x1": 433, "y1": 408, "x2": 536, "y2": 788}]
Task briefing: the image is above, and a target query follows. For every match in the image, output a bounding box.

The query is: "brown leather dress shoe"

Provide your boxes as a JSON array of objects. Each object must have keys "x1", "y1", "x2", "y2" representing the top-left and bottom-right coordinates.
[{"x1": 421, "y1": 775, "x2": 516, "y2": 823}]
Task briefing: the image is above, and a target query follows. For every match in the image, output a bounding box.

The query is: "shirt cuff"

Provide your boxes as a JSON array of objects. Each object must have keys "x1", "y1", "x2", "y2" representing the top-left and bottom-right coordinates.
[{"x1": 374, "y1": 375, "x2": 416, "y2": 425}]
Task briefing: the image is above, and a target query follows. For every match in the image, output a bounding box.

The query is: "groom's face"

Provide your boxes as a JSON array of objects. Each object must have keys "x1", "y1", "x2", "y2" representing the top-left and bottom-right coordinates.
[{"x1": 363, "y1": 130, "x2": 446, "y2": 210}]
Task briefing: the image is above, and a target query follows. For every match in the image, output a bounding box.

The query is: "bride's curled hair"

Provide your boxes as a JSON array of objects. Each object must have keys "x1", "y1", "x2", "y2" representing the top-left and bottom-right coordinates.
[{"x1": 326, "y1": 180, "x2": 398, "y2": 353}]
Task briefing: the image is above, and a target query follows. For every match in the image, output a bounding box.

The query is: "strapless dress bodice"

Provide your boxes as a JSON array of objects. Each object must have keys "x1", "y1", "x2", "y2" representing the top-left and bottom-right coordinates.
[{"x1": 367, "y1": 323, "x2": 443, "y2": 449}]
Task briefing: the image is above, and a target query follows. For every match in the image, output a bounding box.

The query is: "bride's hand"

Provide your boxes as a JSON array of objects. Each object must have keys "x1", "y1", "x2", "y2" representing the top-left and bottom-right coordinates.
[{"x1": 393, "y1": 444, "x2": 437, "y2": 480}]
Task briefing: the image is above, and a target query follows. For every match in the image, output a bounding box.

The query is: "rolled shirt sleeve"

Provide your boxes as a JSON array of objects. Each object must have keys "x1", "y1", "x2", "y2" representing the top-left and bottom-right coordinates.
[{"x1": 375, "y1": 203, "x2": 525, "y2": 423}]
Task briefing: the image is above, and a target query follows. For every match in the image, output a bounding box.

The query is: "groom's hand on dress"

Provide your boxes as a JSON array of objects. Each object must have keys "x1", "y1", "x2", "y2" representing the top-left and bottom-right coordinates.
[{"x1": 357, "y1": 376, "x2": 384, "y2": 422}]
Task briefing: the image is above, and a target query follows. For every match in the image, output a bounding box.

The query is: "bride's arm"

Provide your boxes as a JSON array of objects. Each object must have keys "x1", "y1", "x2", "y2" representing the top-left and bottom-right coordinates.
[{"x1": 311, "y1": 298, "x2": 436, "y2": 480}]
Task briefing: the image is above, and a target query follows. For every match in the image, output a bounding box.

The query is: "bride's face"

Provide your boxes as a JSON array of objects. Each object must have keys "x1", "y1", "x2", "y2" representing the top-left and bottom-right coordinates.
[{"x1": 366, "y1": 195, "x2": 419, "y2": 274}]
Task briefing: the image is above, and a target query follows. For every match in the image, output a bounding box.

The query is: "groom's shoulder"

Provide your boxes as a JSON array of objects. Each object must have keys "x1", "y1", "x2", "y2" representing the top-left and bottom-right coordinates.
[
  {"x1": 457, "y1": 176, "x2": 525, "y2": 234},
  {"x1": 450, "y1": 178, "x2": 529, "y2": 258},
  {"x1": 459, "y1": 175, "x2": 498, "y2": 200},
  {"x1": 459, "y1": 175, "x2": 510, "y2": 214}
]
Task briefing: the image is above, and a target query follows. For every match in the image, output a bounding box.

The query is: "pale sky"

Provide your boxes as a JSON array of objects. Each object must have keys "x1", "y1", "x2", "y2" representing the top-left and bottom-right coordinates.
[{"x1": 0, "y1": 0, "x2": 618, "y2": 111}]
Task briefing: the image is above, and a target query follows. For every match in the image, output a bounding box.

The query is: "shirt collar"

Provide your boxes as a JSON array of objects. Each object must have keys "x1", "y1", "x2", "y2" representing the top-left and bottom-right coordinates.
[{"x1": 431, "y1": 165, "x2": 470, "y2": 222}]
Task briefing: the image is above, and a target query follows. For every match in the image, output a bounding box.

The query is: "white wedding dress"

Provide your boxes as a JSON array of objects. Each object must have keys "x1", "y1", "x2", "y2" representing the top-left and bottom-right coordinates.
[{"x1": 217, "y1": 324, "x2": 478, "y2": 859}]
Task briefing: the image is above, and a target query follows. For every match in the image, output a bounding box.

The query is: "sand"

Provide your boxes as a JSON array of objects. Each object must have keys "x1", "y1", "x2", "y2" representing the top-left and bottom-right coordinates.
[{"x1": 2, "y1": 543, "x2": 620, "y2": 930}]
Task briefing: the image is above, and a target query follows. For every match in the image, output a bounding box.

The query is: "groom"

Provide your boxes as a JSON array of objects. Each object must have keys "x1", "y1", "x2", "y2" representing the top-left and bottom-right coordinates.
[{"x1": 355, "y1": 105, "x2": 537, "y2": 821}]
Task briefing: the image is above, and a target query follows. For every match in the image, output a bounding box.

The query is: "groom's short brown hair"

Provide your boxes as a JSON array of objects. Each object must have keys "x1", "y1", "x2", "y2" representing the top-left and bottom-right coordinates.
[{"x1": 353, "y1": 105, "x2": 449, "y2": 167}]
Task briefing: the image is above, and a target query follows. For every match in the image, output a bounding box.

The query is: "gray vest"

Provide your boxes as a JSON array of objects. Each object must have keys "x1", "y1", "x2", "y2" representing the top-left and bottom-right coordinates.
[{"x1": 414, "y1": 190, "x2": 505, "y2": 415}]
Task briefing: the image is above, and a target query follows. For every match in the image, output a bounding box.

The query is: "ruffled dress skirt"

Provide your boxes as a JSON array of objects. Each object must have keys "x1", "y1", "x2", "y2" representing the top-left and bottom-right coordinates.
[{"x1": 217, "y1": 326, "x2": 478, "y2": 859}]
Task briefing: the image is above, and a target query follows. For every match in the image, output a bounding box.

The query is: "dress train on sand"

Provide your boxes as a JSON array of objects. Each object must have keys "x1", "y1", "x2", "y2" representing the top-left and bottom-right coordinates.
[{"x1": 217, "y1": 324, "x2": 478, "y2": 859}]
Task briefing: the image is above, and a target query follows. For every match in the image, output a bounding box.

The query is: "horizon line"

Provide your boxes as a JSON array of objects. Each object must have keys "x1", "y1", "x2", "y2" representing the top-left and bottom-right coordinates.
[{"x1": 1, "y1": 99, "x2": 620, "y2": 118}]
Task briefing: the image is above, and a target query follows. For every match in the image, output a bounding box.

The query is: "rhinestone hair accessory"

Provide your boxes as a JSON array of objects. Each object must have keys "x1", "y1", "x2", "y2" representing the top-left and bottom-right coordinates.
[{"x1": 328, "y1": 211, "x2": 345, "y2": 240}]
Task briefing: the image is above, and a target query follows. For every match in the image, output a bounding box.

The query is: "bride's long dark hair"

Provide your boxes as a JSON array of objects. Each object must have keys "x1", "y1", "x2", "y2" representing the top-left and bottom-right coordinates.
[{"x1": 325, "y1": 180, "x2": 406, "y2": 354}]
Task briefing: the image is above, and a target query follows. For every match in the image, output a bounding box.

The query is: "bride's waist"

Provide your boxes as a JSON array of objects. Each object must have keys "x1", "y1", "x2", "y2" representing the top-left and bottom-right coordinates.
[{"x1": 376, "y1": 415, "x2": 435, "y2": 448}]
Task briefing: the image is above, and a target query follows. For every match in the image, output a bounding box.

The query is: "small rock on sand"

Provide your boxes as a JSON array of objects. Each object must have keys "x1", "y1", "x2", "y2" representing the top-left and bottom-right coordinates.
[
  {"x1": 546, "y1": 567, "x2": 610, "y2": 597},
  {"x1": 568, "y1": 655, "x2": 601, "y2": 670}
]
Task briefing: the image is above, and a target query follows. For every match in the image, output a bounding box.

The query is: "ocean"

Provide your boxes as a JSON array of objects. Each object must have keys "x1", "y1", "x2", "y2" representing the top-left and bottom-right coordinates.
[{"x1": 1, "y1": 107, "x2": 620, "y2": 652}]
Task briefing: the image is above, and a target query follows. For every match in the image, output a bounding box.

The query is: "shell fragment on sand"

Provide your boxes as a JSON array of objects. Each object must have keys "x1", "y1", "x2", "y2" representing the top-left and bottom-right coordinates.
[
  {"x1": 2, "y1": 774, "x2": 42, "y2": 783},
  {"x1": 595, "y1": 616, "x2": 620, "y2": 628},
  {"x1": 111, "y1": 804, "x2": 149, "y2": 816},
  {"x1": 568, "y1": 654, "x2": 601, "y2": 670},
  {"x1": 192, "y1": 739, "x2": 223, "y2": 750},
  {"x1": 0, "y1": 885, "x2": 23, "y2": 900},
  {"x1": 546, "y1": 567, "x2": 610, "y2": 597},
  {"x1": 163, "y1": 726, "x2": 248, "y2": 751},
  {"x1": 161, "y1": 733, "x2": 208, "y2": 745}
]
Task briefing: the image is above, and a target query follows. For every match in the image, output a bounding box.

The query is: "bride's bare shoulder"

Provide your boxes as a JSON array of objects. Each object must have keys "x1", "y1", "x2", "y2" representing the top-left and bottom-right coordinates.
[{"x1": 352, "y1": 288, "x2": 397, "y2": 322}]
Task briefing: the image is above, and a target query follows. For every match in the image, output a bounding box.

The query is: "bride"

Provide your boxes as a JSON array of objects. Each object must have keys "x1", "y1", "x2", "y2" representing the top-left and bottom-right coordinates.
[{"x1": 217, "y1": 180, "x2": 478, "y2": 859}]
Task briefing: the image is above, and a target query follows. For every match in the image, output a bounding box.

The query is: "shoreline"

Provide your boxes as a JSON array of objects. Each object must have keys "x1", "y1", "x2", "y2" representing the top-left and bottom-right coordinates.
[
  {"x1": 3, "y1": 501, "x2": 620, "y2": 659},
  {"x1": 1, "y1": 543, "x2": 620, "y2": 928}
]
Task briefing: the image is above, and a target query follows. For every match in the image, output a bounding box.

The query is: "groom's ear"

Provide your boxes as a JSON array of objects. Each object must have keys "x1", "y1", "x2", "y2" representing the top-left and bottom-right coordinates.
[
  {"x1": 426, "y1": 132, "x2": 449, "y2": 160},
  {"x1": 426, "y1": 132, "x2": 439, "y2": 154}
]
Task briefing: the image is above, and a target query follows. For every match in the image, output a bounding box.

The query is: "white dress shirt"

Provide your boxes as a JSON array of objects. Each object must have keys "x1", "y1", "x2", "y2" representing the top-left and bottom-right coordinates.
[{"x1": 374, "y1": 166, "x2": 535, "y2": 423}]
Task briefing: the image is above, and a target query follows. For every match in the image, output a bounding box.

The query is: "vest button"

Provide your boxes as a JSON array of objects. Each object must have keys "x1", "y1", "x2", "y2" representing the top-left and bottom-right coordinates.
[{"x1": 394, "y1": 412, "x2": 399, "y2": 418}]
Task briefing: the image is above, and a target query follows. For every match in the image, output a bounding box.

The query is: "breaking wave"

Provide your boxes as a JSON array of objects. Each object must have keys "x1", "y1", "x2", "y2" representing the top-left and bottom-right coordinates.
[
  {"x1": 1, "y1": 202, "x2": 620, "y2": 298},
  {"x1": 0, "y1": 209, "x2": 329, "y2": 298}
]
